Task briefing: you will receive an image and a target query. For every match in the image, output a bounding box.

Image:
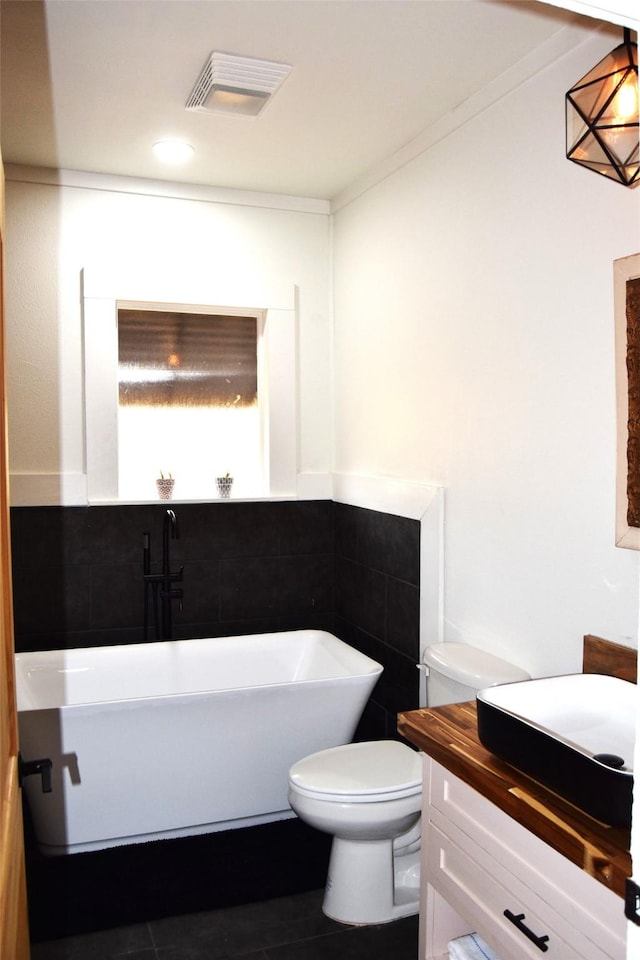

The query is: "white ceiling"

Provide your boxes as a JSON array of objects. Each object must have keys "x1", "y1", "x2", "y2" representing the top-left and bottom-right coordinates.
[{"x1": 0, "y1": 0, "x2": 616, "y2": 201}]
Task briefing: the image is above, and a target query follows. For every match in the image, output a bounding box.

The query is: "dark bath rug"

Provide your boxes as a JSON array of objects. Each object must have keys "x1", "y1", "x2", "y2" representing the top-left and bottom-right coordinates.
[{"x1": 24, "y1": 807, "x2": 331, "y2": 942}]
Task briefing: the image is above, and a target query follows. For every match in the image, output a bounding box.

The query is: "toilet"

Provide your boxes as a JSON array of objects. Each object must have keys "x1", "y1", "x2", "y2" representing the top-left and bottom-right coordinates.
[{"x1": 288, "y1": 641, "x2": 530, "y2": 926}]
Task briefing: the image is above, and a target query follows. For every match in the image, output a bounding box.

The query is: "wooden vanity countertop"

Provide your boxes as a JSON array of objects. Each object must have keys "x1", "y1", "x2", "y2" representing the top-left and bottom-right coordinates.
[{"x1": 398, "y1": 702, "x2": 631, "y2": 899}]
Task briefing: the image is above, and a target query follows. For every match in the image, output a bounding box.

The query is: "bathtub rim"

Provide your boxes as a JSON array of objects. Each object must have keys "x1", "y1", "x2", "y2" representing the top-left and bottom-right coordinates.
[{"x1": 15, "y1": 629, "x2": 384, "y2": 711}]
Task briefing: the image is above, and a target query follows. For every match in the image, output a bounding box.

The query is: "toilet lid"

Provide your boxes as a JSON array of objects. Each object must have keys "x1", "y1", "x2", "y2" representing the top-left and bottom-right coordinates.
[{"x1": 289, "y1": 740, "x2": 422, "y2": 802}]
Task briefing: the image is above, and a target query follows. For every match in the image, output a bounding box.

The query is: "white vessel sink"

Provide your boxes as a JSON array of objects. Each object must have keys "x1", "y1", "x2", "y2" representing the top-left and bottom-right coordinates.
[{"x1": 476, "y1": 673, "x2": 635, "y2": 827}]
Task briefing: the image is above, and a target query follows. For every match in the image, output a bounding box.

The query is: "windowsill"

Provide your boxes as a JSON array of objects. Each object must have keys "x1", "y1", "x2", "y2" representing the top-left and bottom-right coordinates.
[
  {"x1": 87, "y1": 495, "x2": 301, "y2": 506},
  {"x1": 9, "y1": 471, "x2": 333, "y2": 507}
]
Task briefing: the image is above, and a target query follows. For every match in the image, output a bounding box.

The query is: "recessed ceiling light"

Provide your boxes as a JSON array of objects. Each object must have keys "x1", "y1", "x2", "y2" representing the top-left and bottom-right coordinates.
[
  {"x1": 186, "y1": 52, "x2": 292, "y2": 118},
  {"x1": 152, "y1": 139, "x2": 195, "y2": 164}
]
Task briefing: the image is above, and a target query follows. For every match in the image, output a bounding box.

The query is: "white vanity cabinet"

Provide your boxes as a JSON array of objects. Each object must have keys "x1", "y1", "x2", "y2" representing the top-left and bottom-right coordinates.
[{"x1": 420, "y1": 757, "x2": 627, "y2": 960}]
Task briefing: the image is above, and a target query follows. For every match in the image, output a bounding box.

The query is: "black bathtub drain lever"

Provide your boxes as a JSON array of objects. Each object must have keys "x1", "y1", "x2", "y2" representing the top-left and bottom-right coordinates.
[{"x1": 19, "y1": 753, "x2": 53, "y2": 793}]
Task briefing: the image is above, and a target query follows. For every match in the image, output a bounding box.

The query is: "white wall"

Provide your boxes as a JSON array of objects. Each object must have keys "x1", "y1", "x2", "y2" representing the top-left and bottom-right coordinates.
[
  {"x1": 4, "y1": 173, "x2": 333, "y2": 503},
  {"x1": 332, "y1": 27, "x2": 640, "y2": 678},
  {"x1": 4, "y1": 24, "x2": 640, "y2": 679}
]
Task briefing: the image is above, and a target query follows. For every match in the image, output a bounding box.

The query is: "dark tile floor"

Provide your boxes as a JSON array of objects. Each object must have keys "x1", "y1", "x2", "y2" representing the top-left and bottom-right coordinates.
[{"x1": 30, "y1": 889, "x2": 419, "y2": 960}]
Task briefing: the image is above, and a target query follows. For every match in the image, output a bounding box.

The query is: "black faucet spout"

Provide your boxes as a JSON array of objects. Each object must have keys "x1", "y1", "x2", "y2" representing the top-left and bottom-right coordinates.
[
  {"x1": 160, "y1": 509, "x2": 182, "y2": 639},
  {"x1": 143, "y1": 510, "x2": 184, "y2": 642},
  {"x1": 163, "y1": 509, "x2": 178, "y2": 574}
]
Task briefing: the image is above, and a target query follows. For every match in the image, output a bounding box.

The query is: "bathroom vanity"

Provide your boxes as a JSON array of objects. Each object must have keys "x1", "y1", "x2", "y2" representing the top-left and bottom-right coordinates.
[{"x1": 398, "y1": 702, "x2": 630, "y2": 960}]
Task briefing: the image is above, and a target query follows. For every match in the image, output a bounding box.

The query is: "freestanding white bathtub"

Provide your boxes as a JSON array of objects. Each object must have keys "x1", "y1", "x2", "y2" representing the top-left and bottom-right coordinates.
[{"x1": 16, "y1": 630, "x2": 383, "y2": 856}]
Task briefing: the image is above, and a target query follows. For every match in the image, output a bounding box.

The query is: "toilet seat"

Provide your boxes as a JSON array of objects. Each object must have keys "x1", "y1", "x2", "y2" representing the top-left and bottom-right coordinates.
[{"x1": 289, "y1": 740, "x2": 422, "y2": 803}]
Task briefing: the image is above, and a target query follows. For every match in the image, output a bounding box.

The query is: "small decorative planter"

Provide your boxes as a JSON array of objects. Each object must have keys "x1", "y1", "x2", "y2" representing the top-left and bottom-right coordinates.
[
  {"x1": 216, "y1": 476, "x2": 233, "y2": 499},
  {"x1": 156, "y1": 478, "x2": 175, "y2": 500}
]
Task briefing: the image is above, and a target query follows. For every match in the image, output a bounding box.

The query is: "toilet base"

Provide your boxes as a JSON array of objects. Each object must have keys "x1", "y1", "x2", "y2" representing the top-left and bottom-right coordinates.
[{"x1": 321, "y1": 836, "x2": 420, "y2": 925}]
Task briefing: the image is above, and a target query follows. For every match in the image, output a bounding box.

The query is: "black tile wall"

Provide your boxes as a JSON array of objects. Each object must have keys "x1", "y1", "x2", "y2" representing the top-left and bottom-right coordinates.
[
  {"x1": 333, "y1": 503, "x2": 421, "y2": 740},
  {"x1": 10, "y1": 499, "x2": 420, "y2": 736},
  {"x1": 13, "y1": 498, "x2": 421, "y2": 940}
]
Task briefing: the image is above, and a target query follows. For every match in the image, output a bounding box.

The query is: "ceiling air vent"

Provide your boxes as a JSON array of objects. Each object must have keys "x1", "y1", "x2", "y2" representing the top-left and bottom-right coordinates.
[{"x1": 186, "y1": 52, "x2": 292, "y2": 118}]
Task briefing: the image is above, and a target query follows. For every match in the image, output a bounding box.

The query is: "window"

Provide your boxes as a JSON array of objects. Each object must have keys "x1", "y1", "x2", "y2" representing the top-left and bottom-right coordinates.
[
  {"x1": 117, "y1": 307, "x2": 261, "y2": 500},
  {"x1": 82, "y1": 268, "x2": 296, "y2": 503}
]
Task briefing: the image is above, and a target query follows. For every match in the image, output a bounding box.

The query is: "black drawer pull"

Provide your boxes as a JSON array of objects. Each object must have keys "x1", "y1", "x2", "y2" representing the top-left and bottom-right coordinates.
[{"x1": 504, "y1": 909, "x2": 550, "y2": 952}]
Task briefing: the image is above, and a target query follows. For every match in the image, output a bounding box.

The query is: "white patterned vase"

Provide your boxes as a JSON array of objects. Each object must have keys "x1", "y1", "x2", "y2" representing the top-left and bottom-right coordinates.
[
  {"x1": 156, "y1": 478, "x2": 175, "y2": 500},
  {"x1": 216, "y1": 477, "x2": 233, "y2": 498}
]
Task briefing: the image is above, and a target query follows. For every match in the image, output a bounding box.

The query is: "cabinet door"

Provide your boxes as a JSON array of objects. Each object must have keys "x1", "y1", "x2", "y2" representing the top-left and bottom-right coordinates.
[
  {"x1": 422, "y1": 759, "x2": 625, "y2": 960},
  {"x1": 428, "y1": 823, "x2": 609, "y2": 960}
]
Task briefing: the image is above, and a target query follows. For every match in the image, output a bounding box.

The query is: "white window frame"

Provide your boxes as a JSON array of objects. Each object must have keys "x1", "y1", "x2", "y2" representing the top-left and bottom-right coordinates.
[{"x1": 82, "y1": 267, "x2": 297, "y2": 503}]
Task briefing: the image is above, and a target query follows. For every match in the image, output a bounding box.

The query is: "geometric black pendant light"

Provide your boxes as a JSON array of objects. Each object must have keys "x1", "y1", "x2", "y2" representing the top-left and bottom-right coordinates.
[{"x1": 566, "y1": 28, "x2": 639, "y2": 187}]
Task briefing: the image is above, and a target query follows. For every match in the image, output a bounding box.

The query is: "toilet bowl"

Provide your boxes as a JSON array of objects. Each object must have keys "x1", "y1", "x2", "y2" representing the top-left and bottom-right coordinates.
[
  {"x1": 288, "y1": 740, "x2": 422, "y2": 925},
  {"x1": 288, "y1": 642, "x2": 530, "y2": 926}
]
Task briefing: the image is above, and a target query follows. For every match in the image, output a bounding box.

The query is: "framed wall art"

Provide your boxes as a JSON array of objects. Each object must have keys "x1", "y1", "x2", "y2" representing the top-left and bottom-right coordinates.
[{"x1": 615, "y1": 252, "x2": 640, "y2": 549}]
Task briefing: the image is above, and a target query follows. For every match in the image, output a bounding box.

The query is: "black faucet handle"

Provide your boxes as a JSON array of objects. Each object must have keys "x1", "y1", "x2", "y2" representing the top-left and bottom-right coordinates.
[{"x1": 19, "y1": 754, "x2": 53, "y2": 793}]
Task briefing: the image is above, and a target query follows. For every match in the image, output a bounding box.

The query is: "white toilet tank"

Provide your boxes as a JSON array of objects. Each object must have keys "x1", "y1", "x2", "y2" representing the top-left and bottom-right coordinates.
[{"x1": 424, "y1": 642, "x2": 530, "y2": 707}]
